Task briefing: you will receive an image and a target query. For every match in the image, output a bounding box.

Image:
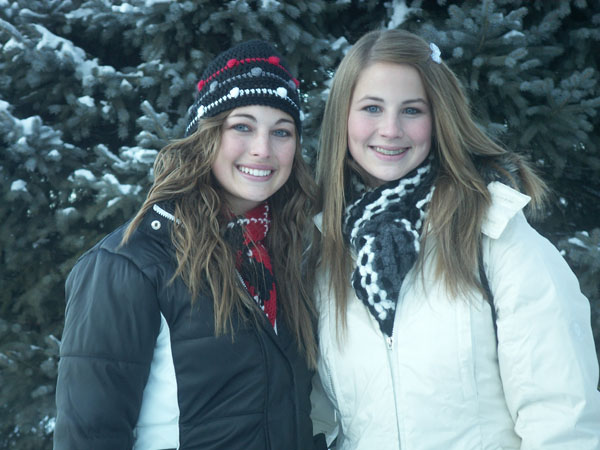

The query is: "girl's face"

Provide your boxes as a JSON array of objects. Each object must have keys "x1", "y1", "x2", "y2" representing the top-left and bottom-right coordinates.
[
  {"x1": 212, "y1": 105, "x2": 296, "y2": 215},
  {"x1": 347, "y1": 62, "x2": 432, "y2": 186}
]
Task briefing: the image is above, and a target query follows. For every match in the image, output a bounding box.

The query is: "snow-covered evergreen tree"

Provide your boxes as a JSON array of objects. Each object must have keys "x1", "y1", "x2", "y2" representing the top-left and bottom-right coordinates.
[
  {"x1": 1, "y1": 1, "x2": 598, "y2": 448},
  {"x1": 0, "y1": 1, "x2": 339, "y2": 447}
]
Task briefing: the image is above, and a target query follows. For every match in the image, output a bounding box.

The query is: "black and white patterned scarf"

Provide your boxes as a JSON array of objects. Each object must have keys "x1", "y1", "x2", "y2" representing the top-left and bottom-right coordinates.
[{"x1": 343, "y1": 159, "x2": 436, "y2": 337}]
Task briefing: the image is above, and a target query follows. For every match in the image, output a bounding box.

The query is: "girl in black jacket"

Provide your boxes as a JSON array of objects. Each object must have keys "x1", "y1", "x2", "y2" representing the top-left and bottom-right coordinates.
[{"x1": 54, "y1": 40, "x2": 322, "y2": 450}]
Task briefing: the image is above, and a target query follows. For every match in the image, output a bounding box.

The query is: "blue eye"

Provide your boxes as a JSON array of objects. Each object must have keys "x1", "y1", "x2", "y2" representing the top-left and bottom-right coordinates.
[
  {"x1": 363, "y1": 105, "x2": 381, "y2": 113},
  {"x1": 404, "y1": 106, "x2": 424, "y2": 115},
  {"x1": 232, "y1": 123, "x2": 250, "y2": 132},
  {"x1": 273, "y1": 129, "x2": 292, "y2": 138}
]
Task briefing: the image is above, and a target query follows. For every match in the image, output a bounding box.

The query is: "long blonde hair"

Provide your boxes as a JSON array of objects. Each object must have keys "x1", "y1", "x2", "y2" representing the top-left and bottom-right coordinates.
[
  {"x1": 314, "y1": 29, "x2": 547, "y2": 328},
  {"x1": 124, "y1": 110, "x2": 317, "y2": 367}
]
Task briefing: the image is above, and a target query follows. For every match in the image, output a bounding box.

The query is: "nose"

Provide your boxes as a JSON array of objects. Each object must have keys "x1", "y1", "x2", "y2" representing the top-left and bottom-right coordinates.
[
  {"x1": 250, "y1": 131, "x2": 272, "y2": 158},
  {"x1": 379, "y1": 113, "x2": 403, "y2": 138}
]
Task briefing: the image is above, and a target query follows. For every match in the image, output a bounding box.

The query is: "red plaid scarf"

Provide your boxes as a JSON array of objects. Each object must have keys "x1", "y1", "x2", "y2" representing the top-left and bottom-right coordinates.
[{"x1": 225, "y1": 202, "x2": 277, "y2": 327}]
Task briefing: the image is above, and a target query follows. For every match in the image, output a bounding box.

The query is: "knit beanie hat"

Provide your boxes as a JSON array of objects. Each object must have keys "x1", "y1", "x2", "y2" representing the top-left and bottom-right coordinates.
[{"x1": 184, "y1": 40, "x2": 302, "y2": 137}]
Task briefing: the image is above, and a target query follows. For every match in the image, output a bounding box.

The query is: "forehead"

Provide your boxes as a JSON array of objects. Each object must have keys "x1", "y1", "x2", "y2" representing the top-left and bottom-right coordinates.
[
  {"x1": 353, "y1": 62, "x2": 427, "y2": 99},
  {"x1": 226, "y1": 104, "x2": 294, "y2": 123}
]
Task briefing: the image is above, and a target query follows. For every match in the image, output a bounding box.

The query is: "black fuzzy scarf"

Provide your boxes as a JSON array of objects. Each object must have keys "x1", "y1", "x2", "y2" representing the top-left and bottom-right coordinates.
[{"x1": 343, "y1": 160, "x2": 436, "y2": 337}]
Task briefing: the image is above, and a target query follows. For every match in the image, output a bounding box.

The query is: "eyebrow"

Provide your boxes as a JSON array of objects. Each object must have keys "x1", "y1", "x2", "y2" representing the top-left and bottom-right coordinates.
[
  {"x1": 227, "y1": 113, "x2": 294, "y2": 125},
  {"x1": 356, "y1": 95, "x2": 428, "y2": 105}
]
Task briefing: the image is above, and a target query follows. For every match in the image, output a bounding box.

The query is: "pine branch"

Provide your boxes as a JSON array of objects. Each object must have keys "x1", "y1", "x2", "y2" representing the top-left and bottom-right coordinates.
[{"x1": 0, "y1": 18, "x2": 26, "y2": 43}]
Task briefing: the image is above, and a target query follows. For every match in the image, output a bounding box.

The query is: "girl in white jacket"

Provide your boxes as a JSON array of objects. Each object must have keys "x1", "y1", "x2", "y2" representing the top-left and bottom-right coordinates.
[{"x1": 310, "y1": 28, "x2": 600, "y2": 450}]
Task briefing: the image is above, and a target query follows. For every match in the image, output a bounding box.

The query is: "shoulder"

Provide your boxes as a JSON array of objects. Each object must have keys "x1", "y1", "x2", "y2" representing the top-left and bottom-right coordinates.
[
  {"x1": 482, "y1": 185, "x2": 586, "y2": 318},
  {"x1": 79, "y1": 204, "x2": 175, "y2": 271},
  {"x1": 482, "y1": 183, "x2": 557, "y2": 274},
  {"x1": 66, "y1": 204, "x2": 179, "y2": 304},
  {"x1": 482, "y1": 182, "x2": 556, "y2": 264},
  {"x1": 62, "y1": 206, "x2": 176, "y2": 350}
]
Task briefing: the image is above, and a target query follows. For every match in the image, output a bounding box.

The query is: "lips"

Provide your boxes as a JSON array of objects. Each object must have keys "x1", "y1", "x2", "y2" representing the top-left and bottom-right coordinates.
[
  {"x1": 237, "y1": 165, "x2": 273, "y2": 177},
  {"x1": 371, "y1": 145, "x2": 409, "y2": 156}
]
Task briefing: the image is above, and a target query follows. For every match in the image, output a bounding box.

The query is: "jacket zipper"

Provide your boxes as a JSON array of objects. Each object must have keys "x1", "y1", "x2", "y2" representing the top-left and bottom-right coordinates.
[
  {"x1": 386, "y1": 335, "x2": 394, "y2": 350},
  {"x1": 238, "y1": 270, "x2": 302, "y2": 449},
  {"x1": 385, "y1": 331, "x2": 402, "y2": 448},
  {"x1": 236, "y1": 270, "x2": 277, "y2": 334},
  {"x1": 238, "y1": 269, "x2": 276, "y2": 450},
  {"x1": 152, "y1": 204, "x2": 181, "y2": 224},
  {"x1": 236, "y1": 270, "x2": 245, "y2": 289}
]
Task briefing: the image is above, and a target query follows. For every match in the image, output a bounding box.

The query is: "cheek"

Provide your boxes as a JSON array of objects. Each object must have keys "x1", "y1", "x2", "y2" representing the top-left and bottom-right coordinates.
[
  {"x1": 217, "y1": 134, "x2": 244, "y2": 160},
  {"x1": 408, "y1": 118, "x2": 432, "y2": 145},
  {"x1": 278, "y1": 145, "x2": 296, "y2": 172},
  {"x1": 347, "y1": 114, "x2": 375, "y2": 162},
  {"x1": 210, "y1": 152, "x2": 226, "y2": 177},
  {"x1": 347, "y1": 113, "x2": 370, "y2": 143}
]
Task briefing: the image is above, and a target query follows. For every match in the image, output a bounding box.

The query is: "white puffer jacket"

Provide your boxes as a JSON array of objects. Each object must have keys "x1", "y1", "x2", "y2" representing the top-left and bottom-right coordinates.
[{"x1": 311, "y1": 182, "x2": 600, "y2": 450}]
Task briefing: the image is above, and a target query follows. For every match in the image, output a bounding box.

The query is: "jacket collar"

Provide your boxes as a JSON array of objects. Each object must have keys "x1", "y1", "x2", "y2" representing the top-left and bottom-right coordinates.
[
  {"x1": 138, "y1": 202, "x2": 177, "y2": 246},
  {"x1": 482, "y1": 181, "x2": 530, "y2": 239}
]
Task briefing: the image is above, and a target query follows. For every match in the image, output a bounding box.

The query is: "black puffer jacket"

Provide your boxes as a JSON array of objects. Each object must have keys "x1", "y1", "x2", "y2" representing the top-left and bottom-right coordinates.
[{"x1": 54, "y1": 204, "x2": 320, "y2": 450}]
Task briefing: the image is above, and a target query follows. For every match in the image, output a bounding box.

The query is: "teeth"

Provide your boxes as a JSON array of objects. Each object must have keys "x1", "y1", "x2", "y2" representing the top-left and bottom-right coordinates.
[
  {"x1": 239, "y1": 166, "x2": 272, "y2": 177},
  {"x1": 373, "y1": 146, "x2": 407, "y2": 155}
]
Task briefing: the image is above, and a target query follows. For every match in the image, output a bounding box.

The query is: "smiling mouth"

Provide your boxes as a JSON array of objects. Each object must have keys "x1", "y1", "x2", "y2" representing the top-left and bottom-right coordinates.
[
  {"x1": 238, "y1": 166, "x2": 273, "y2": 177},
  {"x1": 371, "y1": 146, "x2": 409, "y2": 156}
]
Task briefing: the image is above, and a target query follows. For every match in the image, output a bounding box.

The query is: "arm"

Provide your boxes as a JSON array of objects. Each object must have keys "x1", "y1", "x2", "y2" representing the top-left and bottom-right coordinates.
[
  {"x1": 489, "y1": 212, "x2": 600, "y2": 449},
  {"x1": 54, "y1": 246, "x2": 161, "y2": 450}
]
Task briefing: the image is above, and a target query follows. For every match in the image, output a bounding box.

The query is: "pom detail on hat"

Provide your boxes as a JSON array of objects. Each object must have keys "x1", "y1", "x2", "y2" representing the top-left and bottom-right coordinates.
[{"x1": 185, "y1": 40, "x2": 302, "y2": 137}]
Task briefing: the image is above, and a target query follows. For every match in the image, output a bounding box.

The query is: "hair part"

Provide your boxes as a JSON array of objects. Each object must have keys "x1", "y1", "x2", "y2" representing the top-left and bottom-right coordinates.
[{"x1": 312, "y1": 28, "x2": 547, "y2": 334}]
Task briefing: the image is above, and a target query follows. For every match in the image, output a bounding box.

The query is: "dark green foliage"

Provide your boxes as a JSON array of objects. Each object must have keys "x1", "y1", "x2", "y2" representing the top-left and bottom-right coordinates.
[
  {"x1": 559, "y1": 230, "x2": 600, "y2": 363},
  {"x1": 1, "y1": 1, "x2": 598, "y2": 448}
]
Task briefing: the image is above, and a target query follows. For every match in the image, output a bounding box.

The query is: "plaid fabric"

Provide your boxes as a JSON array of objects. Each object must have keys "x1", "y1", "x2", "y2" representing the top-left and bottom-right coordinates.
[{"x1": 225, "y1": 202, "x2": 277, "y2": 327}]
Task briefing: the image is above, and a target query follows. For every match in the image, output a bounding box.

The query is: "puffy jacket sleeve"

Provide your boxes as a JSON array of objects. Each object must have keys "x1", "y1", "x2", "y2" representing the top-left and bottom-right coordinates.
[
  {"x1": 488, "y1": 211, "x2": 600, "y2": 449},
  {"x1": 311, "y1": 371, "x2": 339, "y2": 447},
  {"x1": 54, "y1": 246, "x2": 161, "y2": 450}
]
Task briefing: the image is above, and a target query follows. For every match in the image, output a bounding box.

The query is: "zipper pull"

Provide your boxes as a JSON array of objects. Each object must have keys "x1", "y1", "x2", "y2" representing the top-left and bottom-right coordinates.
[{"x1": 386, "y1": 335, "x2": 393, "y2": 350}]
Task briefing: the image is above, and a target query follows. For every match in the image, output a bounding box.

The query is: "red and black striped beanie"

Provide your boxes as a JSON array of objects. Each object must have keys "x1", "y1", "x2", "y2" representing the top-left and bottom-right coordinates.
[{"x1": 184, "y1": 40, "x2": 302, "y2": 137}]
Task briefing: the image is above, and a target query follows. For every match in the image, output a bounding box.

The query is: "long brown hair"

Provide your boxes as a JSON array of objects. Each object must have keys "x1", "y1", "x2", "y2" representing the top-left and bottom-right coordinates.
[
  {"x1": 123, "y1": 110, "x2": 317, "y2": 367},
  {"x1": 313, "y1": 29, "x2": 547, "y2": 329}
]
